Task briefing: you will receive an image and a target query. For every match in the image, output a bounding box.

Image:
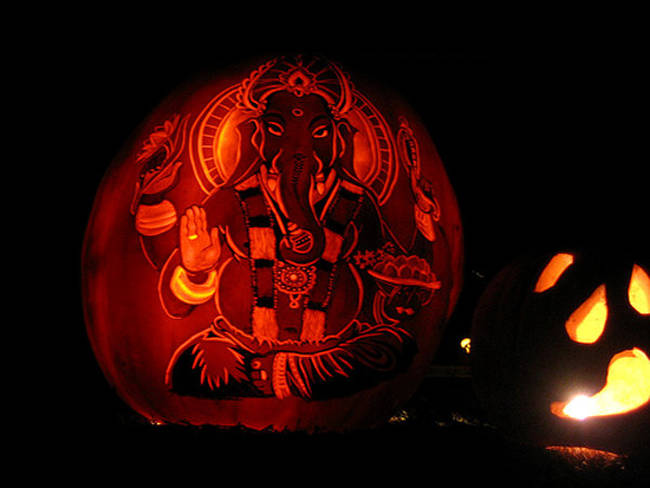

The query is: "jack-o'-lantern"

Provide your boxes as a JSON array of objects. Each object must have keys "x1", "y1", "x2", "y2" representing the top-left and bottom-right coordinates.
[
  {"x1": 471, "y1": 249, "x2": 650, "y2": 453},
  {"x1": 82, "y1": 55, "x2": 463, "y2": 431}
]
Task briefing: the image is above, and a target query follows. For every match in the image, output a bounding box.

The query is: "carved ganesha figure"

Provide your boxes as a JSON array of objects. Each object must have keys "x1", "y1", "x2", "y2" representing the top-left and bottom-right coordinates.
[{"x1": 131, "y1": 56, "x2": 443, "y2": 400}]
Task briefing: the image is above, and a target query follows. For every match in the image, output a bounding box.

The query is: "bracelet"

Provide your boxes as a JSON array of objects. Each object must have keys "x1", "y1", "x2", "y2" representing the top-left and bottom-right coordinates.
[{"x1": 169, "y1": 266, "x2": 217, "y2": 305}]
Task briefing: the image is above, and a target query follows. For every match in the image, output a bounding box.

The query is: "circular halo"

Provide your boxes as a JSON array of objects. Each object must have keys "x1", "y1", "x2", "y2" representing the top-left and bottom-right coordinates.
[{"x1": 189, "y1": 80, "x2": 398, "y2": 205}]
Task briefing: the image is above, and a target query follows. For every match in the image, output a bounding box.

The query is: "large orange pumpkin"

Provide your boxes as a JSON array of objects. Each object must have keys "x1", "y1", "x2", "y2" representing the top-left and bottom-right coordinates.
[{"x1": 82, "y1": 55, "x2": 463, "y2": 431}]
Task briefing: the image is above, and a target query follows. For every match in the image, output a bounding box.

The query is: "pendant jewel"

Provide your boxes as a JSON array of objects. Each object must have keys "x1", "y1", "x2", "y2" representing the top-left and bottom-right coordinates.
[{"x1": 274, "y1": 262, "x2": 316, "y2": 309}]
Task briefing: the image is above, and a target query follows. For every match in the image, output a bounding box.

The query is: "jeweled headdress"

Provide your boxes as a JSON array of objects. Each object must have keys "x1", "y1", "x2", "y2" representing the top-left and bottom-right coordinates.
[{"x1": 237, "y1": 56, "x2": 354, "y2": 119}]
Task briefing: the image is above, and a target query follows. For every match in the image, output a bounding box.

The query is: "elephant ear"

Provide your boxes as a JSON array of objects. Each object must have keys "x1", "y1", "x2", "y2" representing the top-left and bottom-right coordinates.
[
  {"x1": 222, "y1": 118, "x2": 264, "y2": 188},
  {"x1": 335, "y1": 119, "x2": 358, "y2": 178}
]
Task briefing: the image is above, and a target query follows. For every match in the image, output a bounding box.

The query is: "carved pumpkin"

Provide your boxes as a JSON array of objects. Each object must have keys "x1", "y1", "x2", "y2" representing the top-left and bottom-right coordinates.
[
  {"x1": 471, "y1": 249, "x2": 650, "y2": 453},
  {"x1": 82, "y1": 55, "x2": 463, "y2": 431}
]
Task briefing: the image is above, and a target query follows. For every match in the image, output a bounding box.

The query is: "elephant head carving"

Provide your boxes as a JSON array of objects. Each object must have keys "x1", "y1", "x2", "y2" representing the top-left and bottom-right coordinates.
[{"x1": 225, "y1": 56, "x2": 358, "y2": 265}]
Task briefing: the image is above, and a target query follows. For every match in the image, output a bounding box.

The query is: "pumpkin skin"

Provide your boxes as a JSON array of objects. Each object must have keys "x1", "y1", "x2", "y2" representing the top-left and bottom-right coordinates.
[
  {"x1": 82, "y1": 55, "x2": 463, "y2": 431},
  {"x1": 471, "y1": 249, "x2": 650, "y2": 454}
]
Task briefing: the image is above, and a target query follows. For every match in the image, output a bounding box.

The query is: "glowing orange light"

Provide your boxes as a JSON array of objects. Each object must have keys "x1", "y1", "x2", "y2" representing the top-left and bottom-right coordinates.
[
  {"x1": 534, "y1": 253, "x2": 575, "y2": 293},
  {"x1": 562, "y1": 394, "x2": 594, "y2": 420},
  {"x1": 628, "y1": 264, "x2": 650, "y2": 315},
  {"x1": 565, "y1": 284, "x2": 607, "y2": 344},
  {"x1": 551, "y1": 348, "x2": 650, "y2": 419},
  {"x1": 169, "y1": 267, "x2": 218, "y2": 305},
  {"x1": 460, "y1": 337, "x2": 471, "y2": 354},
  {"x1": 545, "y1": 446, "x2": 624, "y2": 463}
]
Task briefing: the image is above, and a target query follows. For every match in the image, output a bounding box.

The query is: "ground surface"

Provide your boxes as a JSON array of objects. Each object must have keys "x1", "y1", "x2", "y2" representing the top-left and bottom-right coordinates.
[{"x1": 60, "y1": 371, "x2": 649, "y2": 487}]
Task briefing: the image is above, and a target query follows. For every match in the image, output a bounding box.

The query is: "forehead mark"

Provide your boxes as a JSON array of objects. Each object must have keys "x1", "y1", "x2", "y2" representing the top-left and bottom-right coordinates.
[{"x1": 292, "y1": 108, "x2": 304, "y2": 117}]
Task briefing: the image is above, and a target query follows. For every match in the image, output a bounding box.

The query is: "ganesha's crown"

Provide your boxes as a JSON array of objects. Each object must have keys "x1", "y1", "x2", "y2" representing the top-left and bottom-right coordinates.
[{"x1": 237, "y1": 55, "x2": 354, "y2": 119}]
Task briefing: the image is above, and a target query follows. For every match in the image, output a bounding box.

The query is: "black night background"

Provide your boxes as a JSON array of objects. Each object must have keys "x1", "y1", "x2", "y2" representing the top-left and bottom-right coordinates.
[{"x1": 37, "y1": 16, "x2": 649, "y2": 486}]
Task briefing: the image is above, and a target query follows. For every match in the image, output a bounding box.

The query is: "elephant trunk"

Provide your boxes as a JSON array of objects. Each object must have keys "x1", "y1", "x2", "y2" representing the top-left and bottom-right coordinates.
[{"x1": 277, "y1": 152, "x2": 325, "y2": 264}]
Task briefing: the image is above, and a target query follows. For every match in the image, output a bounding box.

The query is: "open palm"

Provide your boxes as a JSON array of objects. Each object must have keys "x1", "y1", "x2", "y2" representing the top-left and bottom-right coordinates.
[{"x1": 179, "y1": 206, "x2": 221, "y2": 273}]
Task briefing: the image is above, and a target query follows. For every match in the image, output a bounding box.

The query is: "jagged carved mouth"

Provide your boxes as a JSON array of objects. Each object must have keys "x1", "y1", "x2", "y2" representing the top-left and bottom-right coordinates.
[{"x1": 550, "y1": 348, "x2": 650, "y2": 420}]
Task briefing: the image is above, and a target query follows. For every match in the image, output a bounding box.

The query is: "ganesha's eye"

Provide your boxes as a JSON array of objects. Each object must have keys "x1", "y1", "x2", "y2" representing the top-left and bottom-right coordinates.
[
  {"x1": 629, "y1": 264, "x2": 650, "y2": 315},
  {"x1": 312, "y1": 124, "x2": 329, "y2": 139},
  {"x1": 264, "y1": 120, "x2": 284, "y2": 137}
]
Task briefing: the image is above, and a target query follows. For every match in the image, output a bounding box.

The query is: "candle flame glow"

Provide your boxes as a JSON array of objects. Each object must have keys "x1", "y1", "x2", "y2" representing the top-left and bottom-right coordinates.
[{"x1": 551, "y1": 348, "x2": 650, "y2": 420}]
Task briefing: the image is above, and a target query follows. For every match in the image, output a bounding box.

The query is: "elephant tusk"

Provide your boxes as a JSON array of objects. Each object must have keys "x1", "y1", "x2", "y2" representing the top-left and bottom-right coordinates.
[
  {"x1": 259, "y1": 164, "x2": 278, "y2": 194},
  {"x1": 267, "y1": 176, "x2": 277, "y2": 193}
]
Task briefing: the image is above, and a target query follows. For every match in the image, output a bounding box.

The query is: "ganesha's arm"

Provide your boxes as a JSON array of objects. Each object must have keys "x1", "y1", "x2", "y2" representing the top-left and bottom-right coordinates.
[
  {"x1": 133, "y1": 199, "x2": 180, "y2": 270},
  {"x1": 158, "y1": 249, "x2": 218, "y2": 318},
  {"x1": 271, "y1": 324, "x2": 417, "y2": 400},
  {"x1": 169, "y1": 265, "x2": 218, "y2": 305},
  {"x1": 159, "y1": 205, "x2": 233, "y2": 317}
]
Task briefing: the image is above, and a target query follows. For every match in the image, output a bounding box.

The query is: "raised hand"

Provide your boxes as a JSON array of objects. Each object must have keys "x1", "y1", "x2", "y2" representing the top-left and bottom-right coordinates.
[{"x1": 179, "y1": 206, "x2": 221, "y2": 273}]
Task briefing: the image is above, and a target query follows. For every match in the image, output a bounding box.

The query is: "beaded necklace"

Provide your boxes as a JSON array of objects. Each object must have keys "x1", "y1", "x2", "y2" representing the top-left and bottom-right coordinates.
[{"x1": 234, "y1": 174, "x2": 364, "y2": 342}]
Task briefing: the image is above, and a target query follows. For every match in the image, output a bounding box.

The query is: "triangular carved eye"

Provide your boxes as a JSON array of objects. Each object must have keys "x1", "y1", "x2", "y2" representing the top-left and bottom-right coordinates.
[
  {"x1": 629, "y1": 264, "x2": 650, "y2": 315},
  {"x1": 534, "y1": 253, "x2": 575, "y2": 293},
  {"x1": 565, "y1": 284, "x2": 608, "y2": 344}
]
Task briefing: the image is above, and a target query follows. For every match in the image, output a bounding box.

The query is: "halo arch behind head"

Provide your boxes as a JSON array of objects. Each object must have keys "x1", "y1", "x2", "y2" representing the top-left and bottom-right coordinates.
[{"x1": 189, "y1": 56, "x2": 398, "y2": 204}]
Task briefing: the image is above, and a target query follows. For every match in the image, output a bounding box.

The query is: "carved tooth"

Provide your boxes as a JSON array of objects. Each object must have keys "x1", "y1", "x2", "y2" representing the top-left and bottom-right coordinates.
[{"x1": 316, "y1": 182, "x2": 325, "y2": 195}]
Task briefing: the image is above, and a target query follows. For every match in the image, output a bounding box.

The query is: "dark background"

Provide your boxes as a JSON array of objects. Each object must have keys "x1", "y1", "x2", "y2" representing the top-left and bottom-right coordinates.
[{"x1": 42, "y1": 17, "x2": 648, "y2": 484}]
